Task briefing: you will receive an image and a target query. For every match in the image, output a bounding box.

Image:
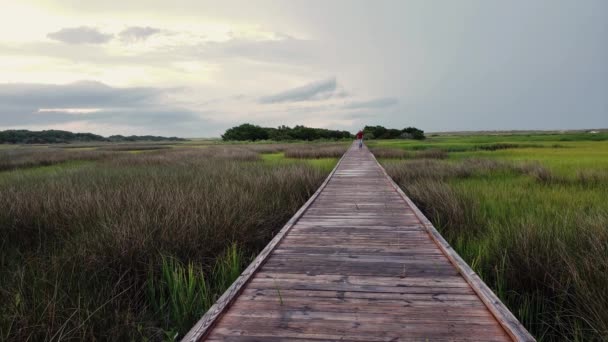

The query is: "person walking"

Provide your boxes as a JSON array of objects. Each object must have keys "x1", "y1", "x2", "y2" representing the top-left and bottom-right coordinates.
[{"x1": 355, "y1": 130, "x2": 364, "y2": 149}]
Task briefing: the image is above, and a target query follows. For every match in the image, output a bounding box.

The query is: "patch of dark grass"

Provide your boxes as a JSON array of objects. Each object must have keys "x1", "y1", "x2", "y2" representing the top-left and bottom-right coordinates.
[
  {"x1": 383, "y1": 158, "x2": 508, "y2": 181},
  {"x1": 575, "y1": 169, "x2": 608, "y2": 186},
  {"x1": 369, "y1": 147, "x2": 447, "y2": 159},
  {"x1": 373, "y1": 142, "x2": 545, "y2": 153},
  {"x1": 97, "y1": 144, "x2": 172, "y2": 152},
  {"x1": 57, "y1": 144, "x2": 106, "y2": 149},
  {"x1": 241, "y1": 144, "x2": 288, "y2": 154},
  {"x1": 414, "y1": 148, "x2": 448, "y2": 159},
  {"x1": 514, "y1": 163, "x2": 608, "y2": 187},
  {"x1": 474, "y1": 143, "x2": 532, "y2": 151},
  {"x1": 368, "y1": 147, "x2": 412, "y2": 159},
  {"x1": 283, "y1": 144, "x2": 348, "y2": 159}
]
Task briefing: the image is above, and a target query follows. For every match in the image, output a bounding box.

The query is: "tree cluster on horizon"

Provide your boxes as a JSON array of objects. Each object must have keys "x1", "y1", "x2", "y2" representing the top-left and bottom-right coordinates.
[
  {"x1": 0, "y1": 129, "x2": 186, "y2": 144},
  {"x1": 221, "y1": 124, "x2": 352, "y2": 141},
  {"x1": 362, "y1": 125, "x2": 425, "y2": 140},
  {"x1": 221, "y1": 123, "x2": 425, "y2": 141}
]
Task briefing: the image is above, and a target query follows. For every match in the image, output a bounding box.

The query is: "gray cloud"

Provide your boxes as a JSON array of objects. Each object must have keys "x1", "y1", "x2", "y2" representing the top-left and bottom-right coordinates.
[
  {"x1": 0, "y1": 81, "x2": 161, "y2": 108},
  {"x1": 0, "y1": 81, "x2": 215, "y2": 136},
  {"x1": 259, "y1": 77, "x2": 337, "y2": 104},
  {"x1": 119, "y1": 26, "x2": 161, "y2": 42},
  {"x1": 343, "y1": 97, "x2": 398, "y2": 109},
  {"x1": 47, "y1": 26, "x2": 113, "y2": 44}
]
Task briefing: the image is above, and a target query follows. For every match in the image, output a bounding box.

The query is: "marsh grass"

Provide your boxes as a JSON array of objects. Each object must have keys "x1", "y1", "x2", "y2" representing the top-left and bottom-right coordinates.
[
  {"x1": 283, "y1": 143, "x2": 348, "y2": 159},
  {"x1": 147, "y1": 245, "x2": 244, "y2": 335},
  {"x1": 415, "y1": 149, "x2": 448, "y2": 159},
  {"x1": 369, "y1": 147, "x2": 447, "y2": 159},
  {"x1": 381, "y1": 154, "x2": 608, "y2": 340},
  {"x1": 96, "y1": 144, "x2": 173, "y2": 152},
  {"x1": 0, "y1": 148, "x2": 113, "y2": 171},
  {"x1": 0, "y1": 145, "x2": 332, "y2": 341}
]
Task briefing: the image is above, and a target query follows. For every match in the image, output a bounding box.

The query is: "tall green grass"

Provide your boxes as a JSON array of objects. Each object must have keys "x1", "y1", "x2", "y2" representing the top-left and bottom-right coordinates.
[{"x1": 147, "y1": 245, "x2": 244, "y2": 337}]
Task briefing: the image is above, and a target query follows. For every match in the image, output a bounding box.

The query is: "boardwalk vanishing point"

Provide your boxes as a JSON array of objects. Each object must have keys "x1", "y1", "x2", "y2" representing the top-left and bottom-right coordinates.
[{"x1": 184, "y1": 143, "x2": 535, "y2": 341}]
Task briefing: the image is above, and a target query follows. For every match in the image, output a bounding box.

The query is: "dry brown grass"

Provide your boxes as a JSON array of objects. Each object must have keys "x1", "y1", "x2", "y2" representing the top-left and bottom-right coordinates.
[
  {"x1": 383, "y1": 158, "x2": 508, "y2": 182},
  {"x1": 96, "y1": 144, "x2": 172, "y2": 151},
  {"x1": 283, "y1": 143, "x2": 348, "y2": 159},
  {"x1": 0, "y1": 146, "x2": 329, "y2": 341},
  {"x1": 369, "y1": 147, "x2": 447, "y2": 159},
  {"x1": 414, "y1": 148, "x2": 448, "y2": 159},
  {"x1": 0, "y1": 148, "x2": 113, "y2": 171},
  {"x1": 239, "y1": 144, "x2": 288, "y2": 154},
  {"x1": 368, "y1": 147, "x2": 412, "y2": 159}
]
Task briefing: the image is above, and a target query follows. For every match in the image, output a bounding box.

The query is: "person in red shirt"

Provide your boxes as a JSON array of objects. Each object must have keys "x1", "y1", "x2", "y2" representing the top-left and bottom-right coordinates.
[{"x1": 355, "y1": 130, "x2": 364, "y2": 149}]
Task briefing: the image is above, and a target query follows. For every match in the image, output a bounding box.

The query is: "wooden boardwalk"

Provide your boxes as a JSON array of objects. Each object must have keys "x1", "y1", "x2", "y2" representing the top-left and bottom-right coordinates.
[{"x1": 184, "y1": 144, "x2": 534, "y2": 342}]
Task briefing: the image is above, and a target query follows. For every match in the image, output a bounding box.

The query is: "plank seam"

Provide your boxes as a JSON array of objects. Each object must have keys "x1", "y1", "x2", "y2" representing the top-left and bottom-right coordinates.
[
  {"x1": 369, "y1": 149, "x2": 536, "y2": 342},
  {"x1": 181, "y1": 147, "x2": 348, "y2": 342}
]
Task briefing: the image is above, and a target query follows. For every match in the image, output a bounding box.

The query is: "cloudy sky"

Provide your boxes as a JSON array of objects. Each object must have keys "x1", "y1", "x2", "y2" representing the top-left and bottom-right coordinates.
[{"x1": 1, "y1": 0, "x2": 606, "y2": 137}]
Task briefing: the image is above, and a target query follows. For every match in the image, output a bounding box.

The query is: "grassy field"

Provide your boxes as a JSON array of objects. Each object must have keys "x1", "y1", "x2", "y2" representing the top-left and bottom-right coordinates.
[
  {"x1": 2, "y1": 133, "x2": 606, "y2": 341},
  {"x1": 368, "y1": 133, "x2": 608, "y2": 341},
  {"x1": 0, "y1": 142, "x2": 346, "y2": 341}
]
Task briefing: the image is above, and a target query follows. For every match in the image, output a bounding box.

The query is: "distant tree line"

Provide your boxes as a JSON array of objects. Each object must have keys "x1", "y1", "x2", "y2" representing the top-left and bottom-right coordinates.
[
  {"x1": 0, "y1": 130, "x2": 186, "y2": 144},
  {"x1": 221, "y1": 123, "x2": 425, "y2": 141},
  {"x1": 221, "y1": 124, "x2": 353, "y2": 141},
  {"x1": 362, "y1": 125, "x2": 425, "y2": 140}
]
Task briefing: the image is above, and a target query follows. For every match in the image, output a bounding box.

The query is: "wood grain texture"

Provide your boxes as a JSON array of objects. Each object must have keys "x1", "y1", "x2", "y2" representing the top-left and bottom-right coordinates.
[{"x1": 183, "y1": 143, "x2": 534, "y2": 342}]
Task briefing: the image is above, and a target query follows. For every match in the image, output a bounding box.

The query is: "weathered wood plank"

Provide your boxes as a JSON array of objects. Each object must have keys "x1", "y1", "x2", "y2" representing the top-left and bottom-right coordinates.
[
  {"x1": 210, "y1": 317, "x2": 511, "y2": 340},
  {"x1": 240, "y1": 288, "x2": 487, "y2": 303}
]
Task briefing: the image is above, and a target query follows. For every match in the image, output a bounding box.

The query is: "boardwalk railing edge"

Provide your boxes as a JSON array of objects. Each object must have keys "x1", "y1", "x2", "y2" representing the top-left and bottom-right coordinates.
[
  {"x1": 370, "y1": 151, "x2": 536, "y2": 342},
  {"x1": 181, "y1": 150, "x2": 348, "y2": 342}
]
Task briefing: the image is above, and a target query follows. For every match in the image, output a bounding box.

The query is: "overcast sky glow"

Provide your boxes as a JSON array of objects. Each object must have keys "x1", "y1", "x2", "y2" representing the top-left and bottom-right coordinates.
[{"x1": 1, "y1": 0, "x2": 606, "y2": 137}]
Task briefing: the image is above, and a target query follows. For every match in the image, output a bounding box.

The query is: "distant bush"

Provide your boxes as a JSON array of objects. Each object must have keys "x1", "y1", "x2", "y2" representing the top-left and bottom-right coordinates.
[
  {"x1": 221, "y1": 124, "x2": 352, "y2": 141},
  {"x1": 363, "y1": 125, "x2": 425, "y2": 140},
  {"x1": 221, "y1": 123, "x2": 270, "y2": 141},
  {"x1": 0, "y1": 129, "x2": 106, "y2": 144}
]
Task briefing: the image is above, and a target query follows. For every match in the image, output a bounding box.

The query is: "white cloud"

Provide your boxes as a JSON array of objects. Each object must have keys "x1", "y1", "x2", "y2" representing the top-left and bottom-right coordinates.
[
  {"x1": 47, "y1": 26, "x2": 113, "y2": 44},
  {"x1": 0, "y1": 81, "x2": 161, "y2": 108},
  {"x1": 38, "y1": 108, "x2": 102, "y2": 114}
]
